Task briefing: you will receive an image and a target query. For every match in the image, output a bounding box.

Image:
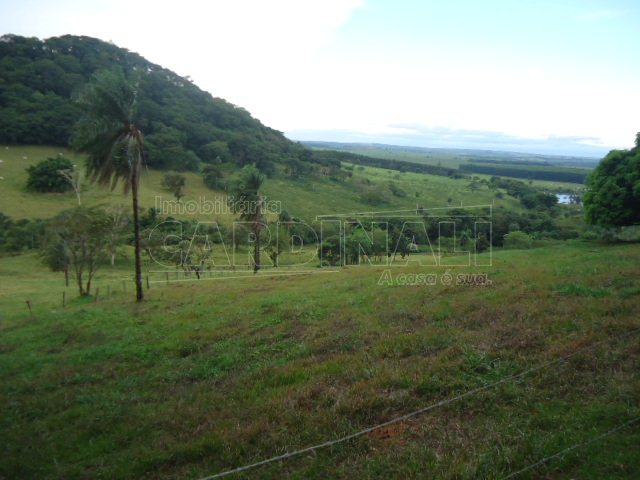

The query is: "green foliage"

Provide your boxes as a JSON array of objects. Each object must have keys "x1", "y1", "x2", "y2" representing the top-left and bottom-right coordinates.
[
  {"x1": 388, "y1": 181, "x2": 407, "y2": 197},
  {"x1": 0, "y1": 34, "x2": 314, "y2": 173},
  {"x1": 584, "y1": 137, "x2": 640, "y2": 228},
  {"x1": 490, "y1": 176, "x2": 558, "y2": 210},
  {"x1": 202, "y1": 164, "x2": 224, "y2": 190},
  {"x1": 73, "y1": 69, "x2": 144, "y2": 192},
  {"x1": 47, "y1": 207, "x2": 111, "y2": 296},
  {"x1": 503, "y1": 230, "x2": 533, "y2": 249},
  {"x1": 200, "y1": 140, "x2": 232, "y2": 164},
  {"x1": 72, "y1": 68, "x2": 146, "y2": 301},
  {"x1": 144, "y1": 125, "x2": 200, "y2": 171},
  {"x1": 0, "y1": 213, "x2": 46, "y2": 252},
  {"x1": 229, "y1": 164, "x2": 266, "y2": 272},
  {"x1": 25, "y1": 156, "x2": 74, "y2": 192},
  {"x1": 161, "y1": 171, "x2": 186, "y2": 201},
  {"x1": 359, "y1": 184, "x2": 390, "y2": 205}
]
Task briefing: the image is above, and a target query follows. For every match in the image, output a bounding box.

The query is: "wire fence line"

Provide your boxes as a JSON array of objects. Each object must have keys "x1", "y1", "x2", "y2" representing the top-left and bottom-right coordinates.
[
  {"x1": 501, "y1": 416, "x2": 640, "y2": 479},
  {"x1": 196, "y1": 326, "x2": 640, "y2": 480}
]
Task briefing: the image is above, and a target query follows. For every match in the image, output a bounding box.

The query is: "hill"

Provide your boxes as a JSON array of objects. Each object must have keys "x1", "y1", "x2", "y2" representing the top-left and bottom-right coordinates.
[
  {"x1": 1, "y1": 241, "x2": 639, "y2": 478},
  {"x1": 0, "y1": 34, "x2": 312, "y2": 174},
  {"x1": 0, "y1": 145, "x2": 524, "y2": 221}
]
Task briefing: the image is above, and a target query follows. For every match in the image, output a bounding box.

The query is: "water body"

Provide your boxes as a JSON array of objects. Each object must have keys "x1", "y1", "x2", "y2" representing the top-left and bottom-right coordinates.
[{"x1": 556, "y1": 194, "x2": 578, "y2": 204}]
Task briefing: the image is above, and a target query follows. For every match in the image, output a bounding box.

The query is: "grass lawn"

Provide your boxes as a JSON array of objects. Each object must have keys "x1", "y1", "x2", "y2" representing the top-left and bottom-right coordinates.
[{"x1": 1, "y1": 241, "x2": 639, "y2": 479}]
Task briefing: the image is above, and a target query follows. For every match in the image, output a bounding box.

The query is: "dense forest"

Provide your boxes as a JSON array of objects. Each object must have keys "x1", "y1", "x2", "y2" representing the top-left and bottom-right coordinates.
[{"x1": 0, "y1": 34, "x2": 317, "y2": 174}]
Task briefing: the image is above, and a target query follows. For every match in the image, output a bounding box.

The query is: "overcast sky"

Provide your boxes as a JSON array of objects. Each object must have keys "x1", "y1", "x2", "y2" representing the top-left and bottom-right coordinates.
[{"x1": 1, "y1": 0, "x2": 639, "y2": 156}]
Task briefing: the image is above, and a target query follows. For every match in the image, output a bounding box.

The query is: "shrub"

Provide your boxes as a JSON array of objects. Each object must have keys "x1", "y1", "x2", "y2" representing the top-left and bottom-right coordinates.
[
  {"x1": 202, "y1": 165, "x2": 224, "y2": 190},
  {"x1": 503, "y1": 230, "x2": 533, "y2": 249},
  {"x1": 26, "y1": 156, "x2": 74, "y2": 192}
]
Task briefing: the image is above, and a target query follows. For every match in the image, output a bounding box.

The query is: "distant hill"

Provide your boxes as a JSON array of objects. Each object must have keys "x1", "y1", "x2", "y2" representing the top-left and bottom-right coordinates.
[{"x1": 0, "y1": 34, "x2": 314, "y2": 174}]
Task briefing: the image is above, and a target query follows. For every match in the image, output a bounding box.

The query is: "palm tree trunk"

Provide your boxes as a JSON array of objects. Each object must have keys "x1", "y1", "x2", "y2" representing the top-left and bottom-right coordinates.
[
  {"x1": 131, "y1": 170, "x2": 144, "y2": 302},
  {"x1": 254, "y1": 225, "x2": 261, "y2": 274}
]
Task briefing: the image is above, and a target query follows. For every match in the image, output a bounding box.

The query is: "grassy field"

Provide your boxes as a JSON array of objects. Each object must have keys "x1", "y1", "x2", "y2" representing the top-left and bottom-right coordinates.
[
  {"x1": 1, "y1": 240, "x2": 639, "y2": 479},
  {"x1": 1, "y1": 145, "x2": 523, "y2": 223}
]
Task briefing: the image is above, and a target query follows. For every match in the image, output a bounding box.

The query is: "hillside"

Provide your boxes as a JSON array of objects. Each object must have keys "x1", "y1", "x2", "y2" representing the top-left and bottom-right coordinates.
[
  {"x1": 0, "y1": 34, "x2": 311, "y2": 174},
  {"x1": 1, "y1": 241, "x2": 639, "y2": 478},
  {"x1": 0, "y1": 145, "x2": 523, "y2": 221}
]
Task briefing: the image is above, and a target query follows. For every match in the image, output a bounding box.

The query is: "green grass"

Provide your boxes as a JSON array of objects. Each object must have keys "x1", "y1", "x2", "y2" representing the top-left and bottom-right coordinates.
[
  {"x1": 0, "y1": 145, "x2": 524, "y2": 223},
  {"x1": 1, "y1": 241, "x2": 639, "y2": 479}
]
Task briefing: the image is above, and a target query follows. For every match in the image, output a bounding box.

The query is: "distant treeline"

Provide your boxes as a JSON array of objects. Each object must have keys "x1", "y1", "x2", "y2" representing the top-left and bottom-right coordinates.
[
  {"x1": 469, "y1": 159, "x2": 552, "y2": 167},
  {"x1": 459, "y1": 163, "x2": 588, "y2": 184},
  {"x1": 312, "y1": 150, "x2": 467, "y2": 178}
]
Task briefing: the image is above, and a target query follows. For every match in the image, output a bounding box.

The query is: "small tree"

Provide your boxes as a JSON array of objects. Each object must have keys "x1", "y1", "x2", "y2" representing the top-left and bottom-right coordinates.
[
  {"x1": 202, "y1": 165, "x2": 224, "y2": 190},
  {"x1": 229, "y1": 164, "x2": 265, "y2": 273},
  {"x1": 48, "y1": 207, "x2": 110, "y2": 296},
  {"x1": 162, "y1": 172, "x2": 186, "y2": 201},
  {"x1": 58, "y1": 165, "x2": 83, "y2": 206},
  {"x1": 40, "y1": 237, "x2": 71, "y2": 287},
  {"x1": 105, "y1": 204, "x2": 129, "y2": 266},
  {"x1": 26, "y1": 156, "x2": 74, "y2": 192},
  {"x1": 265, "y1": 223, "x2": 288, "y2": 266}
]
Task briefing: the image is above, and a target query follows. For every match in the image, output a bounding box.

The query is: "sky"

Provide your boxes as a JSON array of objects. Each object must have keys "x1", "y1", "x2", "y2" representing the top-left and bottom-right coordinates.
[{"x1": 1, "y1": 0, "x2": 639, "y2": 157}]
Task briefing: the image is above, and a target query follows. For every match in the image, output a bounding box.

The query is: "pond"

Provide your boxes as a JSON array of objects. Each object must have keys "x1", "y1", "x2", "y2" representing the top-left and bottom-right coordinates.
[{"x1": 556, "y1": 194, "x2": 579, "y2": 204}]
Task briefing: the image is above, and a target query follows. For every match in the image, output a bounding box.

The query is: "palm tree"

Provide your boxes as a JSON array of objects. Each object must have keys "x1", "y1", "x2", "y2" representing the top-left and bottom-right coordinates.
[
  {"x1": 230, "y1": 165, "x2": 265, "y2": 273},
  {"x1": 72, "y1": 69, "x2": 145, "y2": 301}
]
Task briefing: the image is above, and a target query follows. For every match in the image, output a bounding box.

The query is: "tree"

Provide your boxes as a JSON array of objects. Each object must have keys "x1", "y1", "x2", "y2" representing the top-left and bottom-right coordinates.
[
  {"x1": 57, "y1": 164, "x2": 83, "y2": 205},
  {"x1": 162, "y1": 171, "x2": 186, "y2": 201},
  {"x1": 26, "y1": 156, "x2": 74, "y2": 192},
  {"x1": 72, "y1": 69, "x2": 146, "y2": 301},
  {"x1": 202, "y1": 164, "x2": 224, "y2": 190},
  {"x1": 265, "y1": 223, "x2": 288, "y2": 266},
  {"x1": 104, "y1": 204, "x2": 129, "y2": 266},
  {"x1": 40, "y1": 236, "x2": 71, "y2": 287},
  {"x1": 47, "y1": 207, "x2": 110, "y2": 296},
  {"x1": 584, "y1": 135, "x2": 640, "y2": 228},
  {"x1": 144, "y1": 125, "x2": 200, "y2": 171},
  {"x1": 229, "y1": 164, "x2": 265, "y2": 273}
]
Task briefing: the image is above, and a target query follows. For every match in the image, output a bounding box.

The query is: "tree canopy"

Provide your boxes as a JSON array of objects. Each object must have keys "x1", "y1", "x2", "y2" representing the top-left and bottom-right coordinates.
[
  {"x1": 584, "y1": 135, "x2": 640, "y2": 228},
  {"x1": 26, "y1": 156, "x2": 74, "y2": 192}
]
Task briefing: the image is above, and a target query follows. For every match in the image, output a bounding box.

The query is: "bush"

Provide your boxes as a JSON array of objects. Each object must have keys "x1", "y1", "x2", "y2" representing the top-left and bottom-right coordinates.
[
  {"x1": 161, "y1": 172, "x2": 186, "y2": 200},
  {"x1": 26, "y1": 156, "x2": 74, "y2": 192},
  {"x1": 503, "y1": 230, "x2": 533, "y2": 249},
  {"x1": 360, "y1": 185, "x2": 389, "y2": 205},
  {"x1": 202, "y1": 165, "x2": 224, "y2": 190},
  {"x1": 388, "y1": 181, "x2": 407, "y2": 197}
]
